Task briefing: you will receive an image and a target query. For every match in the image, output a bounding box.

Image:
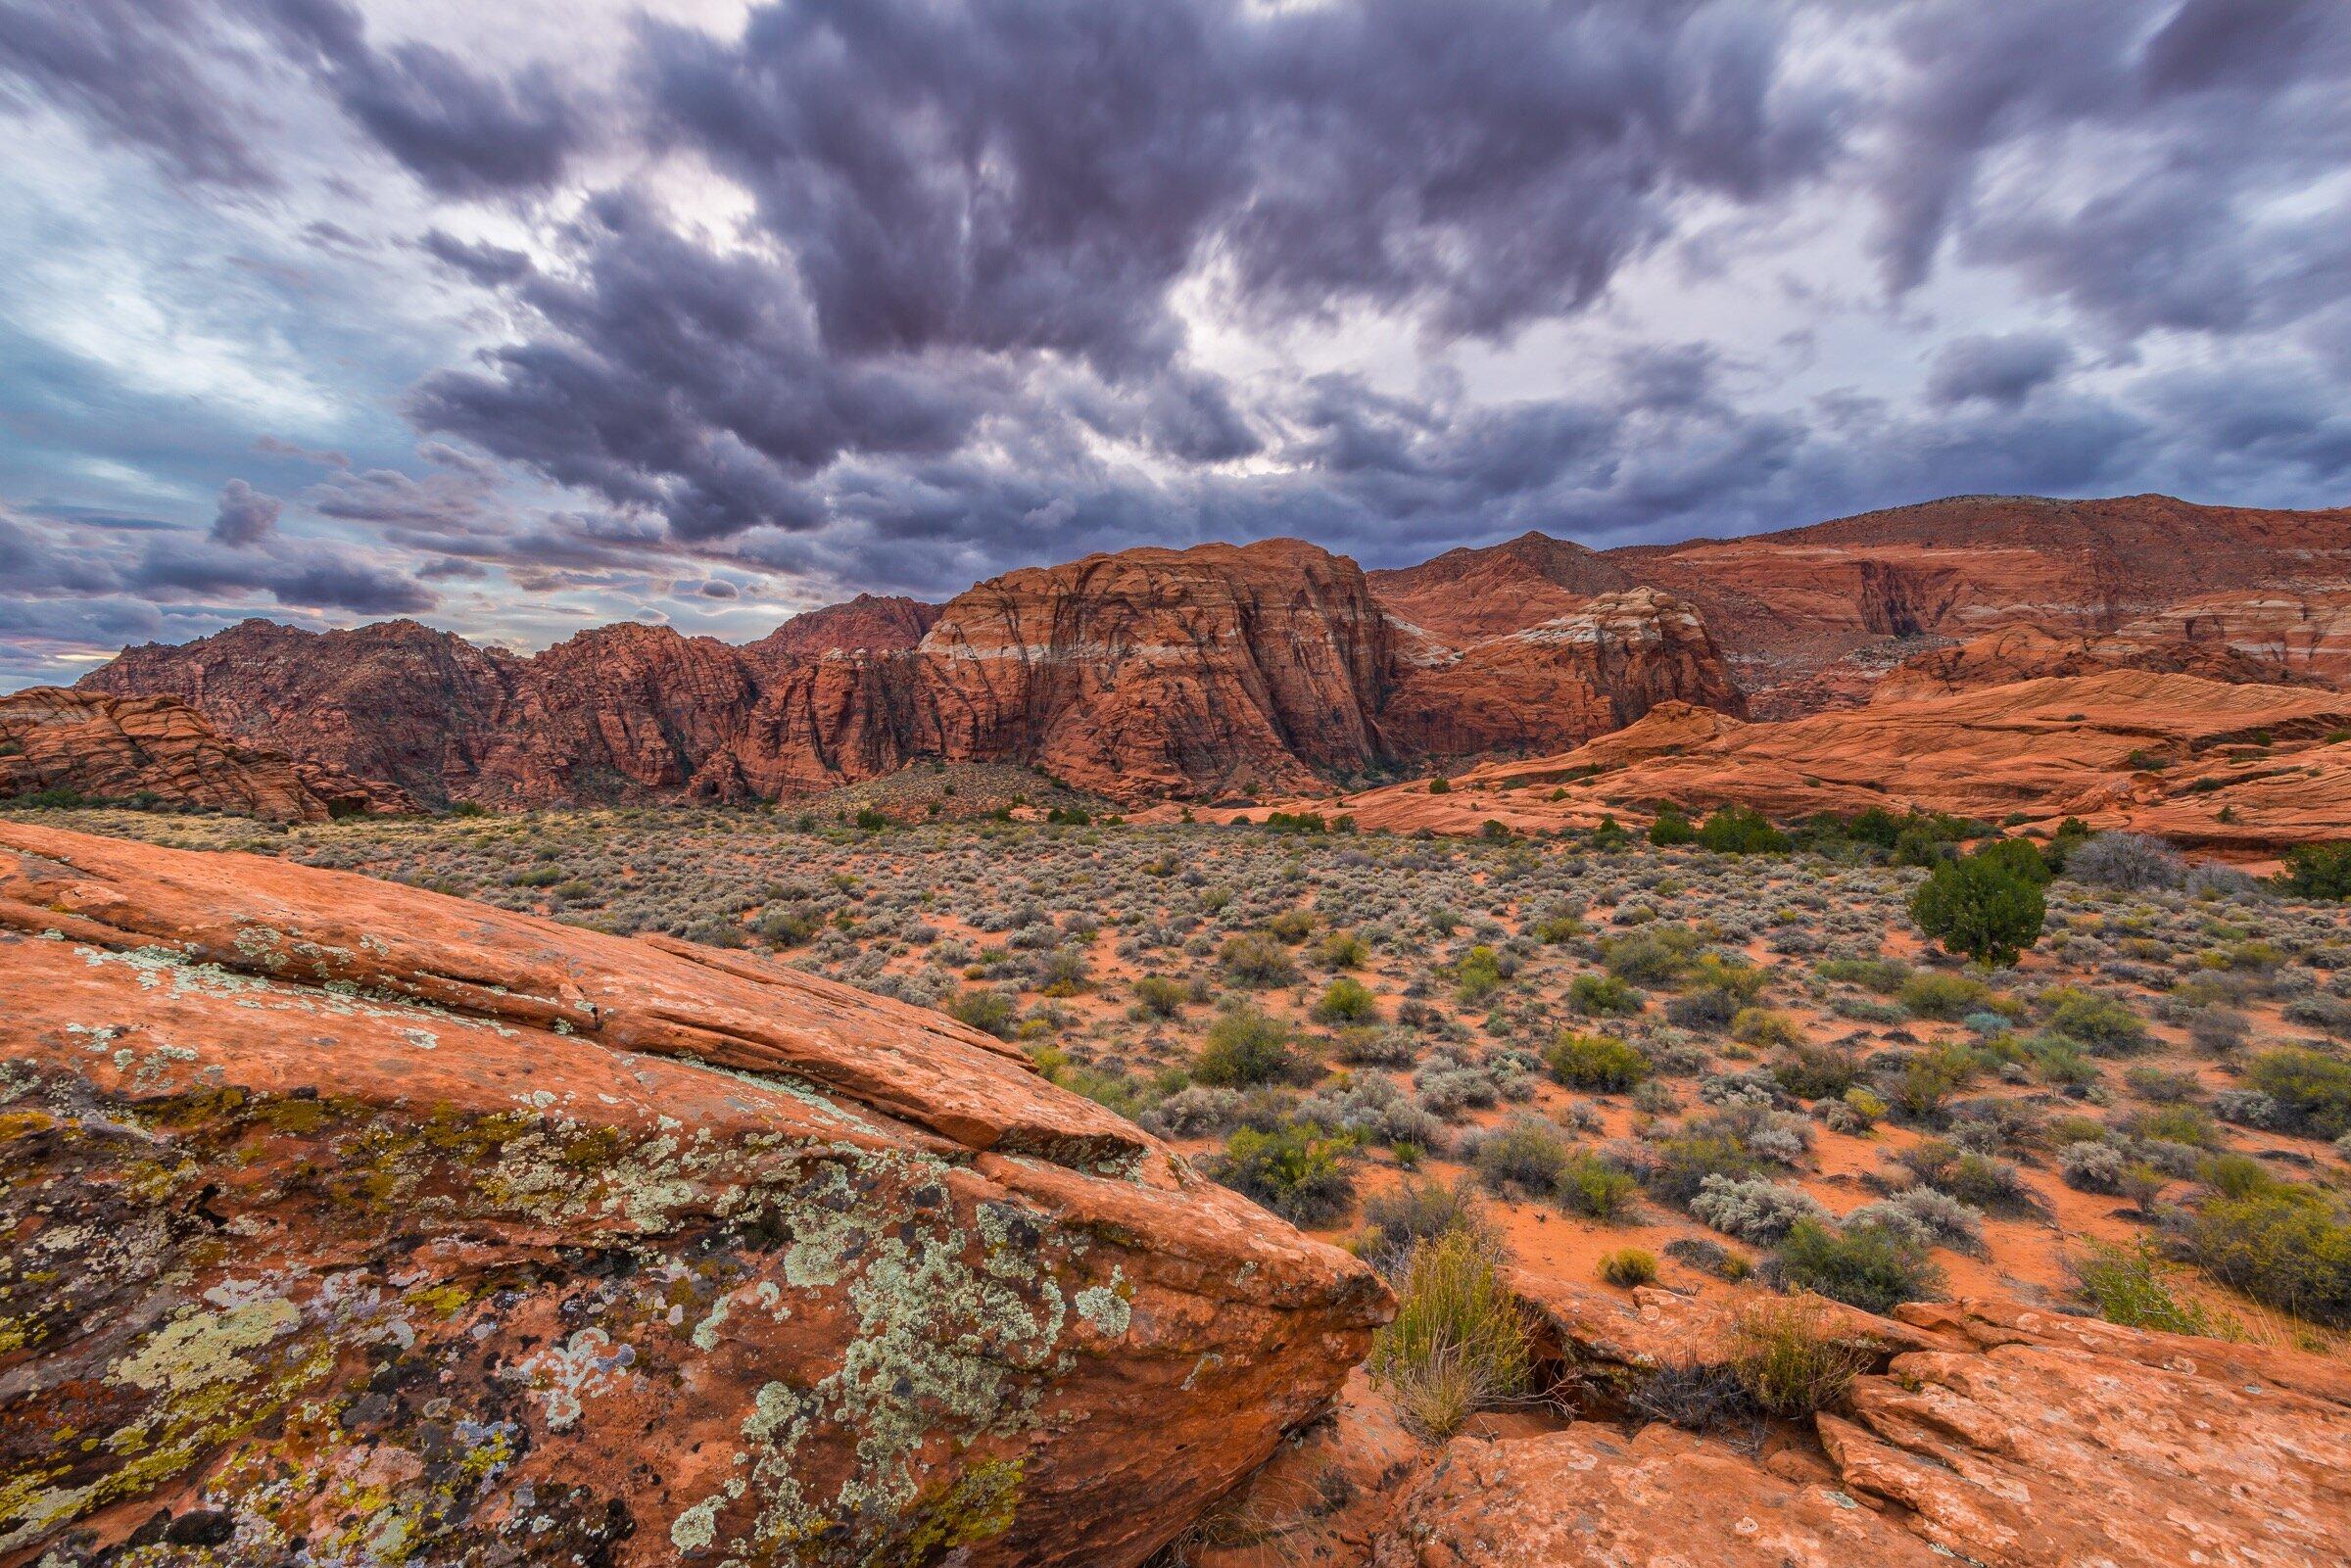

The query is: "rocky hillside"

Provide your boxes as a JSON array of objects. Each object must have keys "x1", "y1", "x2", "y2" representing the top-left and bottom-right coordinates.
[
  {"x1": 1246, "y1": 668, "x2": 2351, "y2": 852},
  {"x1": 0, "y1": 821, "x2": 1386, "y2": 1565},
  {"x1": 1375, "y1": 493, "x2": 2351, "y2": 716},
  {"x1": 0, "y1": 688, "x2": 402, "y2": 821},
  {"x1": 80, "y1": 541, "x2": 1736, "y2": 807}
]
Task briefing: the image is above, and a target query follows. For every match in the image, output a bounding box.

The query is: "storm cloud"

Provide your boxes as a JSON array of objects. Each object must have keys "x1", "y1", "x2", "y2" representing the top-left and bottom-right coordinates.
[{"x1": 1, "y1": 0, "x2": 2347, "y2": 686}]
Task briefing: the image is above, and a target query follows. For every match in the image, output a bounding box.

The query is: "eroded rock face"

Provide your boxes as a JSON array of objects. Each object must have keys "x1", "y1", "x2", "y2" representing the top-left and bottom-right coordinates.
[
  {"x1": 0, "y1": 823, "x2": 1387, "y2": 1566},
  {"x1": 0, "y1": 689, "x2": 376, "y2": 822},
  {"x1": 1365, "y1": 1291, "x2": 2351, "y2": 1568},
  {"x1": 1382, "y1": 589, "x2": 1748, "y2": 758},
  {"x1": 79, "y1": 544, "x2": 1745, "y2": 806}
]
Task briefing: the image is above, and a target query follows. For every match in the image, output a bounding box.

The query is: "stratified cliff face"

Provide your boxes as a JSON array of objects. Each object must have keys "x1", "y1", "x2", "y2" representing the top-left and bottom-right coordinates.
[
  {"x1": 910, "y1": 541, "x2": 1400, "y2": 797},
  {"x1": 0, "y1": 688, "x2": 355, "y2": 821},
  {"x1": 1382, "y1": 588, "x2": 1749, "y2": 758},
  {"x1": 79, "y1": 544, "x2": 1742, "y2": 805}
]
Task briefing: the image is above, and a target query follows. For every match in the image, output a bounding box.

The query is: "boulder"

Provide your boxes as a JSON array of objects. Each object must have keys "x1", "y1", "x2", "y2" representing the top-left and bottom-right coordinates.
[{"x1": 0, "y1": 823, "x2": 1387, "y2": 1565}]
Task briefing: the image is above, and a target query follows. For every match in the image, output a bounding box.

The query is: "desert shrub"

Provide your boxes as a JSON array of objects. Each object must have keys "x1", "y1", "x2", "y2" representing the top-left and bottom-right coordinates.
[
  {"x1": 1568, "y1": 973, "x2": 1643, "y2": 1016},
  {"x1": 1468, "y1": 1116, "x2": 1571, "y2": 1196},
  {"x1": 2177, "y1": 1183, "x2": 2351, "y2": 1326},
  {"x1": 1770, "y1": 1218, "x2": 1944, "y2": 1312},
  {"x1": 1599, "y1": 1247, "x2": 1658, "y2": 1287},
  {"x1": 2188, "y1": 1005, "x2": 2252, "y2": 1054},
  {"x1": 1727, "y1": 1298, "x2": 1874, "y2": 1417},
  {"x1": 1910, "y1": 850, "x2": 2045, "y2": 966},
  {"x1": 1361, "y1": 1176, "x2": 1487, "y2": 1260},
  {"x1": 1131, "y1": 974, "x2": 1187, "y2": 1020},
  {"x1": 2184, "y1": 863, "x2": 2261, "y2": 902},
  {"x1": 1896, "y1": 1139, "x2": 2035, "y2": 1213},
  {"x1": 1312, "y1": 976, "x2": 1381, "y2": 1024},
  {"x1": 1845, "y1": 1186, "x2": 1986, "y2": 1256},
  {"x1": 1972, "y1": 834, "x2": 2054, "y2": 886},
  {"x1": 758, "y1": 904, "x2": 822, "y2": 946},
  {"x1": 2066, "y1": 832, "x2": 2186, "y2": 891},
  {"x1": 1887, "y1": 1046, "x2": 1974, "y2": 1120},
  {"x1": 1298, "y1": 1076, "x2": 1444, "y2": 1150},
  {"x1": 2243, "y1": 1047, "x2": 2351, "y2": 1138},
  {"x1": 1140, "y1": 1085, "x2": 1243, "y2": 1139},
  {"x1": 1601, "y1": 929, "x2": 1701, "y2": 985},
  {"x1": 1454, "y1": 944, "x2": 1505, "y2": 1004},
  {"x1": 1665, "y1": 987, "x2": 1741, "y2": 1032},
  {"x1": 1426, "y1": 776, "x2": 1453, "y2": 794},
  {"x1": 1898, "y1": 972, "x2": 1989, "y2": 1020},
  {"x1": 1661, "y1": 1237, "x2": 1751, "y2": 1281},
  {"x1": 1210, "y1": 1121, "x2": 1358, "y2": 1225},
  {"x1": 1193, "y1": 1005, "x2": 1307, "y2": 1087},
  {"x1": 1556, "y1": 1153, "x2": 1640, "y2": 1219},
  {"x1": 2283, "y1": 994, "x2": 2351, "y2": 1036},
  {"x1": 1648, "y1": 807, "x2": 1698, "y2": 846},
  {"x1": 2213, "y1": 1088, "x2": 2283, "y2": 1129},
  {"x1": 1220, "y1": 933, "x2": 1300, "y2": 988},
  {"x1": 2279, "y1": 842, "x2": 2351, "y2": 901},
  {"x1": 1731, "y1": 1008, "x2": 1800, "y2": 1048},
  {"x1": 1318, "y1": 929, "x2": 1370, "y2": 969},
  {"x1": 1697, "y1": 806, "x2": 1791, "y2": 855},
  {"x1": 945, "y1": 987, "x2": 1017, "y2": 1038},
  {"x1": 2073, "y1": 1239, "x2": 2236, "y2": 1337},
  {"x1": 1645, "y1": 1132, "x2": 1767, "y2": 1205},
  {"x1": 1816, "y1": 956, "x2": 1909, "y2": 993},
  {"x1": 1332, "y1": 1026, "x2": 1419, "y2": 1068},
  {"x1": 2045, "y1": 987, "x2": 2149, "y2": 1053},
  {"x1": 1266, "y1": 908, "x2": 1317, "y2": 944},
  {"x1": 2060, "y1": 1139, "x2": 2128, "y2": 1193},
  {"x1": 1369, "y1": 1230, "x2": 1533, "y2": 1439},
  {"x1": 1772, "y1": 1045, "x2": 1859, "y2": 1101},
  {"x1": 1691, "y1": 1175, "x2": 1829, "y2": 1244},
  {"x1": 1545, "y1": 1031, "x2": 1650, "y2": 1091}
]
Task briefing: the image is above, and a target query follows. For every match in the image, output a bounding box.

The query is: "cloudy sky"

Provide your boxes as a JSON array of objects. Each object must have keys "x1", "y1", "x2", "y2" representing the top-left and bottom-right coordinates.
[{"x1": 1, "y1": 0, "x2": 2346, "y2": 688}]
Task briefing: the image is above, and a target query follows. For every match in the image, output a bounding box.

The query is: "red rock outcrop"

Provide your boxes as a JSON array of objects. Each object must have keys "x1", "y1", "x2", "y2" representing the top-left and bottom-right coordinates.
[
  {"x1": 0, "y1": 821, "x2": 1388, "y2": 1566},
  {"x1": 1242, "y1": 669, "x2": 2351, "y2": 849},
  {"x1": 1369, "y1": 532, "x2": 1637, "y2": 644},
  {"x1": 744, "y1": 593, "x2": 942, "y2": 664},
  {"x1": 1369, "y1": 1292, "x2": 2351, "y2": 1568},
  {"x1": 0, "y1": 688, "x2": 364, "y2": 821},
  {"x1": 80, "y1": 542, "x2": 1744, "y2": 806},
  {"x1": 1382, "y1": 589, "x2": 1748, "y2": 758}
]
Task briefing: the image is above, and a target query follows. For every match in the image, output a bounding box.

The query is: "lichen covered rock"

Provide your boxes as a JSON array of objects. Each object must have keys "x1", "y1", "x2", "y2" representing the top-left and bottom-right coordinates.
[{"x1": 0, "y1": 823, "x2": 1386, "y2": 1565}]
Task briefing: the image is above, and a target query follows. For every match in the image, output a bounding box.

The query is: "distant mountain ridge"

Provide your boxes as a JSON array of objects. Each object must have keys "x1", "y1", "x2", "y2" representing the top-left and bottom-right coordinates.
[{"x1": 73, "y1": 492, "x2": 2351, "y2": 808}]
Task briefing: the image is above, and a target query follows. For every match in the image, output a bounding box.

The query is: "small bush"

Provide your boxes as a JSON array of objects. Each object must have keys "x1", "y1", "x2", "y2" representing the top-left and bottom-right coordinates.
[
  {"x1": 1312, "y1": 976, "x2": 1381, "y2": 1024},
  {"x1": 1546, "y1": 1031, "x2": 1651, "y2": 1091},
  {"x1": 1898, "y1": 972, "x2": 1989, "y2": 1021},
  {"x1": 1194, "y1": 1005, "x2": 1307, "y2": 1087},
  {"x1": 1369, "y1": 1230, "x2": 1533, "y2": 1439},
  {"x1": 945, "y1": 988, "x2": 1016, "y2": 1038},
  {"x1": 1130, "y1": 974, "x2": 1187, "y2": 1020},
  {"x1": 1211, "y1": 1122, "x2": 1358, "y2": 1225},
  {"x1": 1645, "y1": 1132, "x2": 1767, "y2": 1205},
  {"x1": 1220, "y1": 933, "x2": 1301, "y2": 988},
  {"x1": 1470, "y1": 1116, "x2": 1572, "y2": 1197},
  {"x1": 1690, "y1": 1174, "x2": 1830, "y2": 1244},
  {"x1": 1697, "y1": 806, "x2": 1791, "y2": 854},
  {"x1": 2066, "y1": 832, "x2": 2186, "y2": 891},
  {"x1": 1770, "y1": 1218, "x2": 1944, "y2": 1313},
  {"x1": 2060, "y1": 1139, "x2": 2128, "y2": 1193},
  {"x1": 1454, "y1": 945, "x2": 1505, "y2": 1004},
  {"x1": 2045, "y1": 987, "x2": 2149, "y2": 1054},
  {"x1": 1727, "y1": 1298, "x2": 1874, "y2": 1417},
  {"x1": 1772, "y1": 1045, "x2": 1859, "y2": 1102},
  {"x1": 1599, "y1": 1247, "x2": 1658, "y2": 1287},
  {"x1": 2279, "y1": 841, "x2": 2351, "y2": 900},
  {"x1": 2073, "y1": 1239, "x2": 2237, "y2": 1337},
  {"x1": 1648, "y1": 807, "x2": 1698, "y2": 847},
  {"x1": 2177, "y1": 1183, "x2": 2351, "y2": 1326},
  {"x1": 1568, "y1": 973, "x2": 1643, "y2": 1017},
  {"x1": 2243, "y1": 1047, "x2": 2351, "y2": 1139},
  {"x1": 1362, "y1": 1177, "x2": 1488, "y2": 1259},
  {"x1": 1730, "y1": 1008, "x2": 1799, "y2": 1048}
]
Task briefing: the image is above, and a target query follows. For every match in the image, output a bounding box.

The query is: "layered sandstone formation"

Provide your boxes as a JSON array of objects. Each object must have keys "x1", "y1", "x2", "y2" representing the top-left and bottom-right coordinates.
[
  {"x1": 1245, "y1": 669, "x2": 2351, "y2": 849},
  {"x1": 0, "y1": 688, "x2": 366, "y2": 821},
  {"x1": 0, "y1": 821, "x2": 1387, "y2": 1565},
  {"x1": 81, "y1": 543, "x2": 1738, "y2": 806},
  {"x1": 1378, "y1": 493, "x2": 2351, "y2": 714}
]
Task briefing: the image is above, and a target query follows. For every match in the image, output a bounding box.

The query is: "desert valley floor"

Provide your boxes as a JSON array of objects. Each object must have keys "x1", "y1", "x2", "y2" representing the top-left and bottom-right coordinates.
[{"x1": 6, "y1": 787, "x2": 2348, "y2": 1564}]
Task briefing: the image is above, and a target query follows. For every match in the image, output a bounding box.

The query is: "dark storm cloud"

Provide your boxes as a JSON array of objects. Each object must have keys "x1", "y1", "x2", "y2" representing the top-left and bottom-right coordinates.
[
  {"x1": 1926, "y1": 334, "x2": 2074, "y2": 408},
  {"x1": 209, "y1": 478, "x2": 281, "y2": 546},
  {"x1": 0, "y1": 0, "x2": 587, "y2": 194},
  {"x1": 5, "y1": 0, "x2": 2351, "y2": 669}
]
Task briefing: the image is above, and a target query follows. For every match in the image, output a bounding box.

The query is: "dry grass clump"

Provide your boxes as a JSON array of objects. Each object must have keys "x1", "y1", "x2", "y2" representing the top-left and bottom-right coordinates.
[
  {"x1": 1724, "y1": 1296, "x2": 1874, "y2": 1418},
  {"x1": 1368, "y1": 1228, "x2": 1534, "y2": 1440}
]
